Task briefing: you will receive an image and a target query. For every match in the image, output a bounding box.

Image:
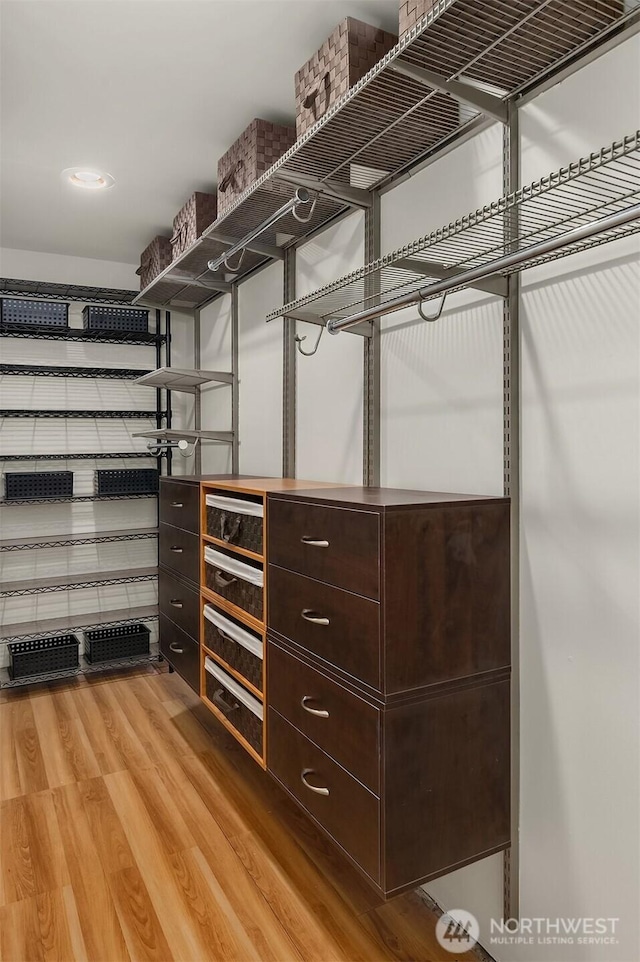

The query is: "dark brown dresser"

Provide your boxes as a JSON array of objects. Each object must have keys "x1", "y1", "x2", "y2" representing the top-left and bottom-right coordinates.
[
  {"x1": 158, "y1": 476, "x2": 202, "y2": 692},
  {"x1": 266, "y1": 486, "x2": 511, "y2": 899}
]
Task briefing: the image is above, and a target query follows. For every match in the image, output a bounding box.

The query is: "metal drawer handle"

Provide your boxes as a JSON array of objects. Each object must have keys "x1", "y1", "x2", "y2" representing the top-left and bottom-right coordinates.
[
  {"x1": 301, "y1": 696, "x2": 329, "y2": 718},
  {"x1": 169, "y1": 642, "x2": 184, "y2": 654},
  {"x1": 170, "y1": 599, "x2": 183, "y2": 609},
  {"x1": 170, "y1": 546, "x2": 183, "y2": 553},
  {"x1": 170, "y1": 502, "x2": 184, "y2": 508},
  {"x1": 301, "y1": 609, "x2": 330, "y2": 626},
  {"x1": 301, "y1": 769, "x2": 329, "y2": 796},
  {"x1": 301, "y1": 536, "x2": 329, "y2": 548}
]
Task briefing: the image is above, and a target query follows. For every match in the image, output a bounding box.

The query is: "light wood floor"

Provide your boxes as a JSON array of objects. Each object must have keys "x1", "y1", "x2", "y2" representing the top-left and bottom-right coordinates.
[{"x1": 0, "y1": 666, "x2": 479, "y2": 962}]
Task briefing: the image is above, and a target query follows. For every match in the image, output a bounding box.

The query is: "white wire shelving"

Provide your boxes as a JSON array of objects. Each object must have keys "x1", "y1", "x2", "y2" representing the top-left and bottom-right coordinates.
[
  {"x1": 134, "y1": 367, "x2": 233, "y2": 393},
  {"x1": 133, "y1": 0, "x2": 639, "y2": 312},
  {"x1": 265, "y1": 131, "x2": 640, "y2": 331}
]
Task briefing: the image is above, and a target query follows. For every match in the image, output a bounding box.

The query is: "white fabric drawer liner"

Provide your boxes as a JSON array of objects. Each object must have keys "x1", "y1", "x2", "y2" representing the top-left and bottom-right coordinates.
[
  {"x1": 205, "y1": 656, "x2": 264, "y2": 721},
  {"x1": 204, "y1": 546, "x2": 264, "y2": 587},
  {"x1": 206, "y1": 493, "x2": 263, "y2": 518},
  {"x1": 203, "y1": 605, "x2": 263, "y2": 659}
]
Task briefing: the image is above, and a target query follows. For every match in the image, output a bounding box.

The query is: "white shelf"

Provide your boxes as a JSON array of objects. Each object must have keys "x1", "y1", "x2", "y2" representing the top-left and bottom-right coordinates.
[
  {"x1": 132, "y1": 428, "x2": 234, "y2": 444},
  {"x1": 134, "y1": 366, "x2": 233, "y2": 393}
]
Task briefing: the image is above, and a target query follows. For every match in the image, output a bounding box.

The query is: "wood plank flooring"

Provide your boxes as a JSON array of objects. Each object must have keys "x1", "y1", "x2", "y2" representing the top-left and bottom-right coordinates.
[{"x1": 0, "y1": 667, "x2": 480, "y2": 962}]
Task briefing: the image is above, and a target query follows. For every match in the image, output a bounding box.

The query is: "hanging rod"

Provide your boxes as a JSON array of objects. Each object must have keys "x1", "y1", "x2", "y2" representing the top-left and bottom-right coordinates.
[
  {"x1": 207, "y1": 188, "x2": 315, "y2": 274},
  {"x1": 326, "y1": 203, "x2": 640, "y2": 334}
]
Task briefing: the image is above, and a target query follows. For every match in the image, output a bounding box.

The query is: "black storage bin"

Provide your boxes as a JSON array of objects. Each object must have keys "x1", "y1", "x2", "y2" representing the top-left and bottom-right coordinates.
[
  {"x1": 203, "y1": 604, "x2": 263, "y2": 692},
  {"x1": 84, "y1": 623, "x2": 150, "y2": 664},
  {"x1": 95, "y1": 468, "x2": 159, "y2": 496},
  {"x1": 204, "y1": 546, "x2": 263, "y2": 622},
  {"x1": 205, "y1": 491, "x2": 264, "y2": 555},
  {"x1": 8, "y1": 635, "x2": 79, "y2": 679},
  {"x1": 1, "y1": 298, "x2": 68, "y2": 329},
  {"x1": 205, "y1": 659, "x2": 263, "y2": 755},
  {"x1": 82, "y1": 305, "x2": 149, "y2": 333},
  {"x1": 5, "y1": 471, "x2": 73, "y2": 501}
]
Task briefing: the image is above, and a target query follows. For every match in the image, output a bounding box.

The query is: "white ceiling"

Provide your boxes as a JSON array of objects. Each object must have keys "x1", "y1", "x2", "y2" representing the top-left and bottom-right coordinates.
[{"x1": 0, "y1": 0, "x2": 399, "y2": 266}]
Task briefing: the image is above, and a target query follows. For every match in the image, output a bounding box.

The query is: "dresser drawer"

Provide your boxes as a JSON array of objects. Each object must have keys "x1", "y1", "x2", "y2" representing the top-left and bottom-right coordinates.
[
  {"x1": 159, "y1": 615, "x2": 200, "y2": 693},
  {"x1": 204, "y1": 546, "x2": 264, "y2": 624},
  {"x1": 158, "y1": 569, "x2": 200, "y2": 641},
  {"x1": 160, "y1": 523, "x2": 199, "y2": 584},
  {"x1": 268, "y1": 641, "x2": 379, "y2": 793},
  {"x1": 268, "y1": 565, "x2": 380, "y2": 689},
  {"x1": 268, "y1": 499, "x2": 379, "y2": 599},
  {"x1": 268, "y1": 709, "x2": 380, "y2": 883},
  {"x1": 160, "y1": 479, "x2": 199, "y2": 534}
]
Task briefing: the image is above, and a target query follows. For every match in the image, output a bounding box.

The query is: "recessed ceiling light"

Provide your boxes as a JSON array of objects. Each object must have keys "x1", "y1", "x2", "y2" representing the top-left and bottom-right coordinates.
[{"x1": 62, "y1": 167, "x2": 115, "y2": 190}]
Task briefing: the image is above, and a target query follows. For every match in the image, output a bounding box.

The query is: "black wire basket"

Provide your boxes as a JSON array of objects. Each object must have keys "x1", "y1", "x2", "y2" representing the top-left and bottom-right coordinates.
[
  {"x1": 84, "y1": 623, "x2": 150, "y2": 664},
  {"x1": 5, "y1": 471, "x2": 73, "y2": 501},
  {"x1": 1, "y1": 297, "x2": 69, "y2": 329},
  {"x1": 83, "y1": 305, "x2": 149, "y2": 333},
  {"x1": 95, "y1": 469, "x2": 159, "y2": 496},
  {"x1": 8, "y1": 635, "x2": 79, "y2": 679}
]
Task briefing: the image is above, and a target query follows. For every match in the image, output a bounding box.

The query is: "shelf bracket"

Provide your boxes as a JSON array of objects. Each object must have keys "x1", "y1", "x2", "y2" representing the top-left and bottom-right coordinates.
[
  {"x1": 203, "y1": 234, "x2": 285, "y2": 262},
  {"x1": 273, "y1": 170, "x2": 373, "y2": 209},
  {"x1": 166, "y1": 269, "x2": 232, "y2": 293},
  {"x1": 395, "y1": 258, "x2": 509, "y2": 298},
  {"x1": 389, "y1": 59, "x2": 508, "y2": 125}
]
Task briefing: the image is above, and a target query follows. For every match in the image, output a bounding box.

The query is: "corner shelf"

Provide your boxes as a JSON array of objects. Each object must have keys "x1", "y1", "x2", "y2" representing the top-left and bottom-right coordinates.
[
  {"x1": 0, "y1": 566, "x2": 158, "y2": 598},
  {"x1": 266, "y1": 131, "x2": 640, "y2": 329},
  {"x1": 133, "y1": 0, "x2": 639, "y2": 311},
  {"x1": 134, "y1": 366, "x2": 233, "y2": 393},
  {"x1": 0, "y1": 364, "x2": 152, "y2": 380},
  {"x1": 0, "y1": 527, "x2": 158, "y2": 552}
]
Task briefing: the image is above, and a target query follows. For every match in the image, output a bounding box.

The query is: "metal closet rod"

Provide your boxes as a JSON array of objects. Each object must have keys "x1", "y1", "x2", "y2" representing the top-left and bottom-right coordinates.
[
  {"x1": 326, "y1": 203, "x2": 640, "y2": 334},
  {"x1": 207, "y1": 188, "x2": 314, "y2": 274}
]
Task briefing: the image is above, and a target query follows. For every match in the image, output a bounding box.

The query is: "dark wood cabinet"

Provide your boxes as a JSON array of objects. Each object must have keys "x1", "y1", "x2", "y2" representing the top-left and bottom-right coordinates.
[
  {"x1": 159, "y1": 477, "x2": 201, "y2": 692},
  {"x1": 266, "y1": 486, "x2": 511, "y2": 899}
]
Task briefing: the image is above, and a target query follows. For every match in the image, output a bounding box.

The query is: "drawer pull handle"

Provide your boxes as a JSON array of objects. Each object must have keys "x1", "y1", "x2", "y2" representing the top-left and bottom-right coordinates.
[
  {"x1": 301, "y1": 536, "x2": 329, "y2": 548},
  {"x1": 301, "y1": 609, "x2": 330, "y2": 626},
  {"x1": 169, "y1": 642, "x2": 184, "y2": 654},
  {"x1": 170, "y1": 546, "x2": 183, "y2": 553},
  {"x1": 170, "y1": 502, "x2": 184, "y2": 508},
  {"x1": 212, "y1": 687, "x2": 240, "y2": 715},
  {"x1": 301, "y1": 696, "x2": 329, "y2": 718},
  {"x1": 301, "y1": 769, "x2": 329, "y2": 796},
  {"x1": 170, "y1": 599, "x2": 183, "y2": 609},
  {"x1": 215, "y1": 571, "x2": 237, "y2": 589}
]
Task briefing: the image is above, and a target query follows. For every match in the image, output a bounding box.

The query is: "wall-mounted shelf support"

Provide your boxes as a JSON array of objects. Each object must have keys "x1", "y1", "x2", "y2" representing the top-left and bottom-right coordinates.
[
  {"x1": 204, "y1": 233, "x2": 284, "y2": 262},
  {"x1": 393, "y1": 258, "x2": 509, "y2": 298},
  {"x1": 165, "y1": 269, "x2": 232, "y2": 293},
  {"x1": 389, "y1": 59, "x2": 508, "y2": 125},
  {"x1": 274, "y1": 170, "x2": 373, "y2": 209}
]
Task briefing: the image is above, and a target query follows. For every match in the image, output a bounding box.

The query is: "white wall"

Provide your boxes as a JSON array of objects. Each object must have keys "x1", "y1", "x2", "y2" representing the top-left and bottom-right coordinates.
[{"x1": 0, "y1": 246, "x2": 138, "y2": 290}]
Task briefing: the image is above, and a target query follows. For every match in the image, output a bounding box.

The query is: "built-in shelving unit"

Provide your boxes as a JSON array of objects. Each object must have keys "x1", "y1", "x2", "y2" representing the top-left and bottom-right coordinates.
[
  {"x1": 0, "y1": 281, "x2": 168, "y2": 688},
  {"x1": 133, "y1": 0, "x2": 639, "y2": 313},
  {"x1": 266, "y1": 131, "x2": 640, "y2": 330}
]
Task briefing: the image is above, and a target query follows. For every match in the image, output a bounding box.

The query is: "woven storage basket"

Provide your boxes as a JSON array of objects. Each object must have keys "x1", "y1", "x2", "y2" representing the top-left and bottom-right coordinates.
[
  {"x1": 204, "y1": 546, "x2": 263, "y2": 622},
  {"x1": 204, "y1": 605, "x2": 263, "y2": 692},
  {"x1": 205, "y1": 662, "x2": 263, "y2": 755},
  {"x1": 1, "y1": 298, "x2": 68, "y2": 329},
  {"x1": 171, "y1": 191, "x2": 218, "y2": 261},
  {"x1": 205, "y1": 491, "x2": 264, "y2": 555},
  {"x1": 398, "y1": 1, "x2": 623, "y2": 52},
  {"x1": 295, "y1": 18, "x2": 398, "y2": 138},
  {"x1": 137, "y1": 235, "x2": 172, "y2": 290},
  {"x1": 8, "y1": 635, "x2": 79, "y2": 679},
  {"x1": 217, "y1": 118, "x2": 296, "y2": 217}
]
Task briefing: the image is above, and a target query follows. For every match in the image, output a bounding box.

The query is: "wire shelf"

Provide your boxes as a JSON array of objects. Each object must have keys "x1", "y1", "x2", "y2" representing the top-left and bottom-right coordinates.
[
  {"x1": 0, "y1": 452, "x2": 157, "y2": 462},
  {"x1": 0, "y1": 606, "x2": 159, "y2": 645},
  {"x1": 133, "y1": 0, "x2": 638, "y2": 311},
  {"x1": 0, "y1": 492, "x2": 158, "y2": 506},
  {"x1": 0, "y1": 278, "x2": 139, "y2": 306},
  {"x1": 0, "y1": 409, "x2": 162, "y2": 419},
  {"x1": 0, "y1": 325, "x2": 164, "y2": 345},
  {"x1": 0, "y1": 649, "x2": 161, "y2": 689},
  {"x1": 0, "y1": 566, "x2": 158, "y2": 598},
  {"x1": 0, "y1": 364, "x2": 151, "y2": 380},
  {"x1": 134, "y1": 367, "x2": 234, "y2": 393},
  {"x1": 0, "y1": 528, "x2": 158, "y2": 552},
  {"x1": 266, "y1": 131, "x2": 640, "y2": 326},
  {"x1": 133, "y1": 428, "x2": 234, "y2": 443}
]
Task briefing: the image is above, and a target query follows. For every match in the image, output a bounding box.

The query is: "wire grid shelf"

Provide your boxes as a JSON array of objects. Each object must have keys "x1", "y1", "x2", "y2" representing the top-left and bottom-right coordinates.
[
  {"x1": 0, "y1": 492, "x2": 158, "y2": 506},
  {"x1": 0, "y1": 452, "x2": 158, "y2": 462},
  {"x1": 0, "y1": 649, "x2": 161, "y2": 690},
  {"x1": 134, "y1": 0, "x2": 638, "y2": 309},
  {"x1": 266, "y1": 131, "x2": 640, "y2": 324},
  {"x1": 0, "y1": 364, "x2": 152, "y2": 380},
  {"x1": 0, "y1": 278, "x2": 139, "y2": 306},
  {"x1": 0, "y1": 567, "x2": 158, "y2": 598},
  {"x1": 0, "y1": 529, "x2": 158, "y2": 552},
  {"x1": 0, "y1": 607, "x2": 159, "y2": 645},
  {"x1": 0, "y1": 409, "x2": 161, "y2": 419}
]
